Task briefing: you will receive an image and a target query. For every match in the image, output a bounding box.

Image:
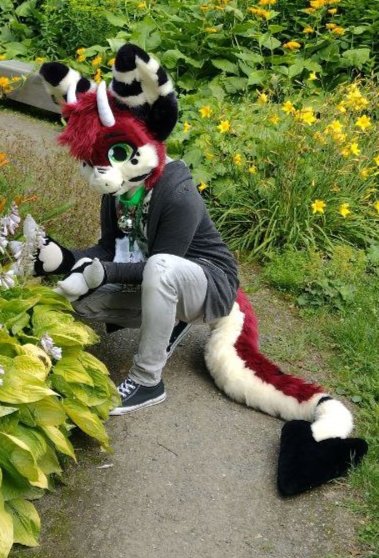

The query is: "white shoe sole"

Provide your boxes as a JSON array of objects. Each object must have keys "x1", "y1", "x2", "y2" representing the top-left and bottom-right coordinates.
[{"x1": 109, "y1": 392, "x2": 167, "y2": 416}]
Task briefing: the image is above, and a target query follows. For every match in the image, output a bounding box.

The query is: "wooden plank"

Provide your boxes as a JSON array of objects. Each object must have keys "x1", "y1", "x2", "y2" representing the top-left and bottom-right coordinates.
[{"x1": 0, "y1": 60, "x2": 60, "y2": 114}]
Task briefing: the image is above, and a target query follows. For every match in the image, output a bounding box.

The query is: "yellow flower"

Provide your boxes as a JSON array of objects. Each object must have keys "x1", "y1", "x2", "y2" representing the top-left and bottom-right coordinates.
[
  {"x1": 311, "y1": 199, "x2": 326, "y2": 214},
  {"x1": 327, "y1": 119, "x2": 343, "y2": 134},
  {"x1": 374, "y1": 155, "x2": 379, "y2": 166},
  {"x1": 374, "y1": 201, "x2": 379, "y2": 214},
  {"x1": 76, "y1": 47, "x2": 86, "y2": 63},
  {"x1": 248, "y1": 165, "x2": 257, "y2": 174},
  {"x1": 108, "y1": 58, "x2": 115, "y2": 67},
  {"x1": 233, "y1": 153, "x2": 243, "y2": 166},
  {"x1": 326, "y1": 23, "x2": 336, "y2": 29},
  {"x1": 332, "y1": 26, "x2": 345, "y2": 35},
  {"x1": 248, "y1": 7, "x2": 270, "y2": 18},
  {"x1": 258, "y1": 0, "x2": 276, "y2": 4},
  {"x1": 283, "y1": 41, "x2": 301, "y2": 50},
  {"x1": 338, "y1": 203, "x2": 351, "y2": 218},
  {"x1": 355, "y1": 115, "x2": 372, "y2": 131},
  {"x1": 303, "y1": 26, "x2": 314, "y2": 34},
  {"x1": 183, "y1": 121, "x2": 192, "y2": 133},
  {"x1": 310, "y1": 0, "x2": 327, "y2": 8},
  {"x1": 199, "y1": 106, "x2": 213, "y2": 118},
  {"x1": 304, "y1": 7, "x2": 316, "y2": 14},
  {"x1": 282, "y1": 100, "x2": 296, "y2": 114},
  {"x1": 205, "y1": 27, "x2": 218, "y2": 33},
  {"x1": 35, "y1": 57, "x2": 46, "y2": 64},
  {"x1": 257, "y1": 92, "x2": 268, "y2": 105},
  {"x1": 328, "y1": 8, "x2": 337, "y2": 14},
  {"x1": 297, "y1": 107, "x2": 316, "y2": 125},
  {"x1": 268, "y1": 114, "x2": 280, "y2": 125},
  {"x1": 93, "y1": 68, "x2": 102, "y2": 84},
  {"x1": 0, "y1": 153, "x2": 9, "y2": 168},
  {"x1": 217, "y1": 120, "x2": 231, "y2": 133},
  {"x1": 308, "y1": 71, "x2": 318, "y2": 81},
  {"x1": 344, "y1": 84, "x2": 369, "y2": 111},
  {"x1": 137, "y1": 1, "x2": 147, "y2": 8},
  {"x1": 0, "y1": 76, "x2": 11, "y2": 93},
  {"x1": 359, "y1": 168, "x2": 370, "y2": 179},
  {"x1": 198, "y1": 181, "x2": 208, "y2": 192},
  {"x1": 92, "y1": 55, "x2": 103, "y2": 67},
  {"x1": 0, "y1": 54, "x2": 6, "y2": 61},
  {"x1": 349, "y1": 142, "x2": 360, "y2": 156},
  {"x1": 336, "y1": 102, "x2": 347, "y2": 113},
  {"x1": 340, "y1": 146, "x2": 350, "y2": 157}
]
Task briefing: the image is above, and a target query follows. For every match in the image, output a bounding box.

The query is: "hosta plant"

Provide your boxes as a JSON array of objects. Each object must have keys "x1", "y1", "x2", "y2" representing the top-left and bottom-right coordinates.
[{"x1": 0, "y1": 203, "x2": 119, "y2": 557}]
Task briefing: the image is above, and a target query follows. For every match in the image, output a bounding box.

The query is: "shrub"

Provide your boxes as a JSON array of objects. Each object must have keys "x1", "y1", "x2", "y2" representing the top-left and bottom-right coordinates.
[
  {"x1": 0, "y1": 163, "x2": 119, "y2": 556},
  {"x1": 169, "y1": 80, "x2": 379, "y2": 256}
]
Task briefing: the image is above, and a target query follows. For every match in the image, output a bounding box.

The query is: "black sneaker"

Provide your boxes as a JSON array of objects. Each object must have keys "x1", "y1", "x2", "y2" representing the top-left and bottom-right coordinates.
[
  {"x1": 109, "y1": 378, "x2": 166, "y2": 415},
  {"x1": 166, "y1": 321, "x2": 192, "y2": 359}
]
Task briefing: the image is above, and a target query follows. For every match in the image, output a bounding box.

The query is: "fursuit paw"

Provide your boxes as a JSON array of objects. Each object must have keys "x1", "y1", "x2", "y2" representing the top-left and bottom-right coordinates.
[
  {"x1": 54, "y1": 258, "x2": 106, "y2": 302},
  {"x1": 34, "y1": 236, "x2": 75, "y2": 276},
  {"x1": 277, "y1": 420, "x2": 368, "y2": 496}
]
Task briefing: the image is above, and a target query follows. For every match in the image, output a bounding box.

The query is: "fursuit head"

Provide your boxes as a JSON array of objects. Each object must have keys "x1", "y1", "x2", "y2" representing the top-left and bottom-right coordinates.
[{"x1": 39, "y1": 43, "x2": 367, "y2": 496}]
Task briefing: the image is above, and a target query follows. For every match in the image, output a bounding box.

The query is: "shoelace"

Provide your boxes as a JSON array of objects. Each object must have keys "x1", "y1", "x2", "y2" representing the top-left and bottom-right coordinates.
[{"x1": 118, "y1": 378, "x2": 137, "y2": 397}]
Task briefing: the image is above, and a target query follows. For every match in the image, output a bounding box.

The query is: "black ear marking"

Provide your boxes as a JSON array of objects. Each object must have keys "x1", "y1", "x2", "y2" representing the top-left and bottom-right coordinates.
[
  {"x1": 40, "y1": 62, "x2": 70, "y2": 87},
  {"x1": 39, "y1": 62, "x2": 92, "y2": 106},
  {"x1": 110, "y1": 43, "x2": 178, "y2": 140}
]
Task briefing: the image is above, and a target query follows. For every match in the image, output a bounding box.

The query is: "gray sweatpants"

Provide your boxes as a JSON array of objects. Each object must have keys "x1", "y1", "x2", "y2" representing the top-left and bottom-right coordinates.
[{"x1": 73, "y1": 254, "x2": 208, "y2": 386}]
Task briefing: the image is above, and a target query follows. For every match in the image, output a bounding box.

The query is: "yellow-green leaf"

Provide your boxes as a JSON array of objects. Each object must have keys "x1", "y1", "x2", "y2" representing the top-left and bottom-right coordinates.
[
  {"x1": 0, "y1": 506, "x2": 13, "y2": 558},
  {"x1": 5, "y1": 498, "x2": 40, "y2": 547},
  {"x1": 62, "y1": 399, "x2": 110, "y2": 449},
  {"x1": 40, "y1": 426, "x2": 76, "y2": 460}
]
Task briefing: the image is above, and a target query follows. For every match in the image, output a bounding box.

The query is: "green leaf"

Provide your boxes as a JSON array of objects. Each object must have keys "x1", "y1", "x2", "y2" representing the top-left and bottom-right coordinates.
[
  {"x1": 0, "y1": 504, "x2": 13, "y2": 558},
  {"x1": 32, "y1": 306, "x2": 98, "y2": 347},
  {"x1": 342, "y1": 48, "x2": 370, "y2": 68},
  {"x1": 53, "y1": 356, "x2": 94, "y2": 387},
  {"x1": 259, "y1": 33, "x2": 281, "y2": 50},
  {"x1": 212, "y1": 58, "x2": 239, "y2": 74},
  {"x1": 247, "y1": 70, "x2": 268, "y2": 86},
  {"x1": 288, "y1": 60, "x2": 305, "y2": 78},
  {"x1": 62, "y1": 399, "x2": 110, "y2": 449},
  {"x1": 222, "y1": 76, "x2": 247, "y2": 93},
  {"x1": 40, "y1": 426, "x2": 75, "y2": 460},
  {"x1": 161, "y1": 49, "x2": 186, "y2": 69},
  {"x1": 0, "y1": 406, "x2": 18, "y2": 419},
  {"x1": 27, "y1": 397, "x2": 66, "y2": 427},
  {"x1": 105, "y1": 12, "x2": 129, "y2": 27},
  {"x1": 5, "y1": 498, "x2": 40, "y2": 547}
]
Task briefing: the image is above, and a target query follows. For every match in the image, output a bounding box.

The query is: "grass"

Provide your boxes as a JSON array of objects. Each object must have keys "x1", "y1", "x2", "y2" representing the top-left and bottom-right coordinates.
[
  {"x1": 1, "y1": 125, "x2": 100, "y2": 248},
  {"x1": 262, "y1": 252, "x2": 379, "y2": 556}
]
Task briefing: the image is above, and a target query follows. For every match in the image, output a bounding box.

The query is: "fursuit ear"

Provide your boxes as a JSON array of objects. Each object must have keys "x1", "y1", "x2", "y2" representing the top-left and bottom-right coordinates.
[
  {"x1": 110, "y1": 43, "x2": 178, "y2": 141},
  {"x1": 39, "y1": 62, "x2": 95, "y2": 106}
]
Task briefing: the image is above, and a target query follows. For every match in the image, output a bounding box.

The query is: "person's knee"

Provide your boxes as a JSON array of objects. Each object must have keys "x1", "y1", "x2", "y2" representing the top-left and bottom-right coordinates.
[{"x1": 143, "y1": 254, "x2": 179, "y2": 291}]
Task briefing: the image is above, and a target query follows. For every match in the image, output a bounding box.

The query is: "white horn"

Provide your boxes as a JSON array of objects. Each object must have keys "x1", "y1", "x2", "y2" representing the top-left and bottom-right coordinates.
[
  {"x1": 97, "y1": 81, "x2": 115, "y2": 127},
  {"x1": 67, "y1": 81, "x2": 77, "y2": 104}
]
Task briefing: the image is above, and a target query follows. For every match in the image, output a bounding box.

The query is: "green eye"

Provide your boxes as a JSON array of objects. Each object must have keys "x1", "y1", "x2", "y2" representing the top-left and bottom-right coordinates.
[{"x1": 108, "y1": 143, "x2": 133, "y2": 165}]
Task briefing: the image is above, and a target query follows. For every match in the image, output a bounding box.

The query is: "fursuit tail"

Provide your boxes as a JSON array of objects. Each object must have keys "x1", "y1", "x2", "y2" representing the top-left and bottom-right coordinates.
[{"x1": 204, "y1": 289, "x2": 368, "y2": 496}]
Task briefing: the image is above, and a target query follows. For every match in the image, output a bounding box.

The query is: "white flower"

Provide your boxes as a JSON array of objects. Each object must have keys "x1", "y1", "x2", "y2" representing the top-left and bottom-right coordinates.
[
  {"x1": 1, "y1": 204, "x2": 21, "y2": 237},
  {"x1": 0, "y1": 365, "x2": 5, "y2": 387},
  {"x1": 0, "y1": 235, "x2": 8, "y2": 255},
  {"x1": 0, "y1": 270, "x2": 15, "y2": 289},
  {"x1": 40, "y1": 333, "x2": 62, "y2": 361},
  {"x1": 12, "y1": 214, "x2": 46, "y2": 276}
]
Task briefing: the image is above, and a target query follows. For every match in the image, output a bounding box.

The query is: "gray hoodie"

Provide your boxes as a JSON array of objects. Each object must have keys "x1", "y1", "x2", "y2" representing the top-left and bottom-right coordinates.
[{"x1": 73, "y1": 160, "x2": 239, "y2": 321}]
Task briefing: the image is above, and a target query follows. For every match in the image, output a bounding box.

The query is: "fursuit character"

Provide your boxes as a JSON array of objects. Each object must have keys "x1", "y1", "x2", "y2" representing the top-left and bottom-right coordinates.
[{"x1": 37, "y1": 43, "x2": 367, "y2": 496}]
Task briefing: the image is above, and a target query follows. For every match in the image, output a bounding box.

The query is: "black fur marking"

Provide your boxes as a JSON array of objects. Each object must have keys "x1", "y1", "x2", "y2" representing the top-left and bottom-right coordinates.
[
  {"x1": 34, "y1": 237, "x2": 75, "y2": 277},
  {"x1": 76, "y1": 77, "x2": 91, "y2": 93},
  {"x1": 157, "y1": 66, "x2": 168, "y2": 86},
  {"x1": 147, "y1": 92, "x2": 178, "y2": 140},
  {"x1": 112, "y1": 78, "x2": 143, "y2": 98},
  {"x1": 40, "y1": 62, "x2": 69, "y2": 87},
  {"x1": 317, "y1": 396, "x2": 333, "y2": 406},
  {"x1": 277, "y1": 420, "x2": 368, "y2": 496},
  {"x1": 129, "y1": 173, "x2": 150, "y2": 182},
  {"x1": 115, "y1": 44, "x2": 150, "y2": 72}
]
